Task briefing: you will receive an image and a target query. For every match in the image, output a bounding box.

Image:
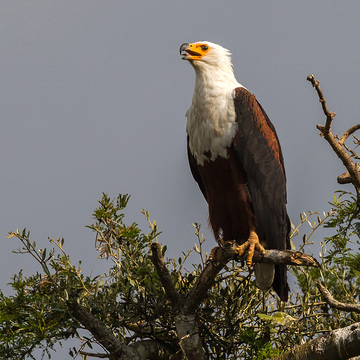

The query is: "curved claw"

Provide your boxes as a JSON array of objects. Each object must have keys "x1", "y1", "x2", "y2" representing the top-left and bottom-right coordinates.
[
  {"x1": 217, "y1": 238, "x2": 225, "y2": 250},
  {"x1": 235, "y1": 231, "x2": 265, "y2": 267},
  {"x1": 207, "y1": 246, "x2": 219, "y2": 266}
]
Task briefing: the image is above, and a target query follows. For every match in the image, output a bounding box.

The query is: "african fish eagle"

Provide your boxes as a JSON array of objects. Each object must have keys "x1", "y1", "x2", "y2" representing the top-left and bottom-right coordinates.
[{"x1": 180, "y1": 41, "x2": 290, "y2": 301}]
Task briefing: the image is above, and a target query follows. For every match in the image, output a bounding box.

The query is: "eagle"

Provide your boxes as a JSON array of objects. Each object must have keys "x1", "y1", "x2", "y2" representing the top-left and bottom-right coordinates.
[{"x1": 180, "y1": 41, "x2": 290, "y2": 301}]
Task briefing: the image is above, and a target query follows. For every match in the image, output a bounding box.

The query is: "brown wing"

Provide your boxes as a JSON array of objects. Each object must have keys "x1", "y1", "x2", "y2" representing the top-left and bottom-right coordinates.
[
  {"x1": 187, "y1": 135, "x2": 207, "y2": 200},
  {"x1": 233, "y1": 87, "x2": 290, "y2": 301}
]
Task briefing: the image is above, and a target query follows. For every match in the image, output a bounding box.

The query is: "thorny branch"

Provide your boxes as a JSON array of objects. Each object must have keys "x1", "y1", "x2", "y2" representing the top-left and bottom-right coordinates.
[{"x1": 307, "y1": 74, "x2": 360, "y2": 199}]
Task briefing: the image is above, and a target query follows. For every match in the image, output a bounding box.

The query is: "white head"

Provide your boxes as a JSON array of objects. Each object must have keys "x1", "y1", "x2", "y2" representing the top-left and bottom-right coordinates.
[
  {"x1": 180, "y1": 41, "x2": 234, "y2": 74},
  {"x1": 181, "y1": 42, "x2": 241, "y2": 165}
]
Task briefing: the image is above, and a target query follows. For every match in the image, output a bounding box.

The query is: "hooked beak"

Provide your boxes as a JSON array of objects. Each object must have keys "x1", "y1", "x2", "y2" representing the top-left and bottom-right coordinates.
[{"x1": 179, "y1": 42, "x2": 203, "y2": 60}]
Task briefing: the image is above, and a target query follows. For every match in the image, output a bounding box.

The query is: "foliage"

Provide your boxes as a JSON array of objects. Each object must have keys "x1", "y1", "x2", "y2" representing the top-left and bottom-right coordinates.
[
  {"x1": 0, "y1": 192, "x2": 359, "y2": 359},
  {"x1": 293, "y1": 191, "x2": 360, "y2": 328}
]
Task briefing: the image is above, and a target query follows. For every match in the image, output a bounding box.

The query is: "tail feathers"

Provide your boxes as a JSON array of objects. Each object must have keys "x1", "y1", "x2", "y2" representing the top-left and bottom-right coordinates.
[
  {"x1": 255, "y1": 263, "x2": 289, "y2": 301},
  {"x1": 272, "y1": 264, "x2": 289, "y2": 302},
  {"x1": 254, "y1": 263, "x2": 275, "y2": 291}
]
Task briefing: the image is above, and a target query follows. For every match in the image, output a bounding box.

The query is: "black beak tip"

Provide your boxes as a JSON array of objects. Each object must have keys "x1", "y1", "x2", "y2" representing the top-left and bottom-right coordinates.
[{"x1": 180, "y1": 42, "x2": 189, "y2": 55}]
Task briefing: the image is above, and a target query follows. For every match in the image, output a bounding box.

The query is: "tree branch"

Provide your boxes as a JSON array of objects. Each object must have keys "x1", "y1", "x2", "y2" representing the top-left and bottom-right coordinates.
[
  {"x1": 69, "y1": 301, "x2": 178, "y2": 359},
  {"x1": 338, "y1": 171, "x2": 354, "y2": 185},
  {"x1": 339, "y1": 124, "x2": 360, "y2": 145},
  {"x1": 127, "y1": 339, "x2": 184, "y2": 360},
  {"x1": 274, "y1": 322, "x2": 360, "y2": 360},
  {"x1": 184, "y1": 243, "x2": 318, "y2": 314},
  {"x1": 316, "y1": 281, "x2": 360, "y2": 314},
  {"x1": 307, "y1": 74, "x2": 336, "y2": 132},
  {"x1": 149, "y1": 242, "x2": 181, "y2": 308},
  {"x1": 149, "y1": 242, "x2": 206, "y2": 360},
  {"x1": 175, "y1": 313, "x2": 206, "y2": 360},
  {"x1": 149, "y1": 240, "x2": 318, "y2": 360},
  {"x1": 79, "y1": 351, "x2": 111, "y2": 358},
  {"x1": 68, "y1": 301, "x2": 130, "y2": 357},
  {"x1": 307, "y1": 74, "x2": 360, "y2": 199}
]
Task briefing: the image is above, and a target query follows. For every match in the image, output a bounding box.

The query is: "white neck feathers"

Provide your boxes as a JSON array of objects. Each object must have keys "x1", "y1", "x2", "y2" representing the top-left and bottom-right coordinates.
[{"x1": 186, "y1": 58, "x2": 242, "y2": 166}]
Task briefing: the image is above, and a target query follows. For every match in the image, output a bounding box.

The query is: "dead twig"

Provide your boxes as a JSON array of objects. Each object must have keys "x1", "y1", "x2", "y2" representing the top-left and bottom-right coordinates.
[{"x1": 307, "y1": 75, "x2": 360, "y2": 199}]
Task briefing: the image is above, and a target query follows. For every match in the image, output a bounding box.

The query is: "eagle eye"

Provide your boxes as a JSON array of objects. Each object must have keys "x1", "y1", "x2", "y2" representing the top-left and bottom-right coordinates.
[{"x1": 201, "y1": 45, "x2": 209, "y2": 51}]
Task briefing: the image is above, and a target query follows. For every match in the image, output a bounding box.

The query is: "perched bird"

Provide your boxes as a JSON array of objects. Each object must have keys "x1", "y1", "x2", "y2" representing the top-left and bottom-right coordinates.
[{"x1": 180, "y1": 41, "x2": 290, "y2": 301}]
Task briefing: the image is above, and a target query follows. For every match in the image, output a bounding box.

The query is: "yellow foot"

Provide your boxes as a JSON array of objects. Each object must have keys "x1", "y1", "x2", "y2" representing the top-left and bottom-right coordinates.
[
  {"x1": 208, "y1": 239, "x2": 229, "y2": 265},
  {"x1": 235, "y1": 231, "x2": 266, "y2": 267},
  {"x1": 208, "y1": 246, "x2": 219, "y2": 263}
]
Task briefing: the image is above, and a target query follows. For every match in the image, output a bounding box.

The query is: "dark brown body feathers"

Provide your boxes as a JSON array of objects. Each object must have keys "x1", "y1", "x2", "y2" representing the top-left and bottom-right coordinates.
[{"x1": 188, "y1": 87, "x2": 290, "y2": 301}]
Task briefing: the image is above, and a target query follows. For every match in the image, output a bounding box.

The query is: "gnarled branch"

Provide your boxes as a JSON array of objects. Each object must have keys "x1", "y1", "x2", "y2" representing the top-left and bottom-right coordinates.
[
  {"x1": 150, "y1": 241, "x2": 319, "y2": 360},
  {"x1": 68, "y1": 301, "x2": 128, "y2": 357},
  {"x1": 316, "y1": 281, "x2": 360, "y2": 314},
  {"x1": 149, "y1": 242, "x2": 180, "y2": 308},
  {"x1": 185, "y1": 243, "x2": 318, "y2": 314},
  {"x1": 307, "y1": 74, "x2": 360, "y2": 199},
  {"x1": 69, "y1": 300, "x2": 179, "y2": 360},
  {"x1": 307, "y1": 74, "x2": 336, "y2": 132},
  {"x1": 339, "y1": 124, "x2": 360, "y2": 145},
  {"x1": 274, "y1": 322, "x2": 360, "y2": 360}
]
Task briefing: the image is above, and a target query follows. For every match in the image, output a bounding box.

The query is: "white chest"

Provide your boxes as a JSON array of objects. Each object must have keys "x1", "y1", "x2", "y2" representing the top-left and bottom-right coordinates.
[{"x1": 186, "y1": 87, "x2": 239, "y2": 166}]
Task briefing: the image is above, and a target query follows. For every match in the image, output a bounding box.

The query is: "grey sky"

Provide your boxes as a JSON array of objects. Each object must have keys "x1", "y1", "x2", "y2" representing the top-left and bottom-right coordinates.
[{"x1": 1, "y1": 1, "x2": 359, "y2": 356}]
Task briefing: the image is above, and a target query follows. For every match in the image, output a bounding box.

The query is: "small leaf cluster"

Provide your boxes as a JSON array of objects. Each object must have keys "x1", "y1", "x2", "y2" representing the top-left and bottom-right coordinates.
[
  {"x1": 292, "y1": 192, "x2": 360, "y2": 336},
  {"x1": 85, "y1": 194, "x2": 178, "y2": 347},
  {"x1": 0, "y1": 256, "x2": 79, "y2": 359}
]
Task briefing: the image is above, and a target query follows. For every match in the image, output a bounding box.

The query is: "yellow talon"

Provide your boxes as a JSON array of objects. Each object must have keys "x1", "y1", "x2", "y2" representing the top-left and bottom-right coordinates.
[
  {"x1": 235, "y1": 230, "x2": 265, "y2": 267},
  {"x1": 209, "y1": 246, "x2": 218, "y2": 262}
]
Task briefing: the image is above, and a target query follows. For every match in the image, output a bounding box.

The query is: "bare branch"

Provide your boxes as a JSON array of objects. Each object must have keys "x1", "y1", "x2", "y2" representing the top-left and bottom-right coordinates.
[
  {"x1": 339, "y1": 124, "x2": 360, "y2": 145},
  {"x1": 338, "y1": 171, "x2": 354, "y2": 185},
  {"x1": 68, "y1": 301, "x2": 129, "y2": 357},
  {"x1": 316, "y1": 281, "x2": 360, "y2": 314},
  {"x1": 149, "y1": 242, "x2": 180, "y2": 308},
  {"x1": 184, "y1": 243, "x2": 318, "y2": 314},
  {"x1": 274, "y1": 322, "x2": 360, "y2": 360},
  {"x1": 307, "y1": 74, "x2": 336, "y2": 132},
  {"x1": 79, "y1": 351, "x2": 111, "y2": 358},
  {"x1": 234, "y1": 247, "x2": 319, "y2": 267},
  {"x1": 307, "y1": 74, "x2": 360, "y2": 198}
]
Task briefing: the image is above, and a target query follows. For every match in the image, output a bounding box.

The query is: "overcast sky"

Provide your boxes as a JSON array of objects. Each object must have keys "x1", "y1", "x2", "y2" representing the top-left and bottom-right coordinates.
[{"x1": 1, "y1": 1, "x2": 359, "y2": 357}]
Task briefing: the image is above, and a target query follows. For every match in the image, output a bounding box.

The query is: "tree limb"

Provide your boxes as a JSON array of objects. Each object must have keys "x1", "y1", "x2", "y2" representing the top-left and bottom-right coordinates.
[
  {"x1": 307, "y1": 74, "x2": 336, "y2": 132},
  {"x1": 339, "y1": 124, "x2": 360, "y2": 145},
  {"x1": 150, "y1": 242, "x2": 206, "y2": 360},
  {"x1": 149, "y1": 241, "x2": 318, "y2": 360},
  {"x1": 316, "y1": 281, "x2": 360, "y2": 314},
  {"x1": 175, "y1": 313, "x2": 206, "y2": 360},
  {"x1": 149, "y1": 242, "x2": 181, "y2": 309},
  {"x1": 273, "y1": 322, "x2": 360, "y2": 360},
  {"x1": 68, "y1": 301, "x2": 130, "y2": 358},
  {"x1": 338, "y1": 171, "x2": 354, "y2": 185},
  {"x1": 184, "y1": 243, "x2": 318, "y2": 314},
  {"x1": 69, "y1": 301, "x2": 178, "y2": 360},
  {"x1": 79, "y1": 351, "x2": 111, "y2": 358},
  {"x1": 307, "y1": 74, "x2": 360, "y2": 198}
]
